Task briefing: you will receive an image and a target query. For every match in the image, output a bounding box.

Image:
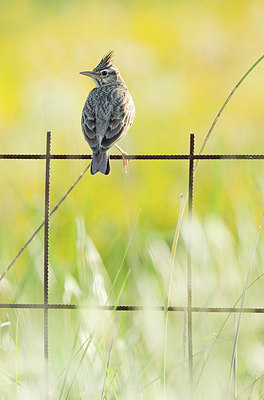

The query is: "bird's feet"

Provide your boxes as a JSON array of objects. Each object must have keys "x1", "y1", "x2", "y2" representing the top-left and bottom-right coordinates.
[{"x1": 114, "y1": 144, "x2": 130, "y2": 173}]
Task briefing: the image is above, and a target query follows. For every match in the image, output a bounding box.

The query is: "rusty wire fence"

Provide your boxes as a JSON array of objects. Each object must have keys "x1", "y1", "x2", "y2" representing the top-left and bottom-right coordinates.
[{"x1": 1, "y1": 131, "x2": 264, "y2": 399}]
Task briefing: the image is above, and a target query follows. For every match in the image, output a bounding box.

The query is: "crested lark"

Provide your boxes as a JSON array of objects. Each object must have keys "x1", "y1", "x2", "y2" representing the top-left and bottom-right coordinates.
[{"x1": 80, "y1": 51, "x2": 135, "y2": 175}]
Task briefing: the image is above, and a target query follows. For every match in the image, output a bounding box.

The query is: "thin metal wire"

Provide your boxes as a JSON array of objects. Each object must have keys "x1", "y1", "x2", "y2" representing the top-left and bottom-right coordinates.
[
  {"x1": 0, "y1": 163, "x2": 91, "y2": 283},
  {"x1": 1, "y1": 153, "x2": 264, "y2": 160},
  {"x1": 1, "y1": 304, "x2": 264, "y2": 312},
  {"x1": 1, "y1": 133, "x2": 264, "y2": 399},
  {"x1": 188, "y1": 133, "x2": 194, "y2": 397},
  {"x1": 44, "y1": 132, "x2": 51, "y2": 399},
  {"x1": 0, "y1": 303, "x2": 264, "y2": 314}
]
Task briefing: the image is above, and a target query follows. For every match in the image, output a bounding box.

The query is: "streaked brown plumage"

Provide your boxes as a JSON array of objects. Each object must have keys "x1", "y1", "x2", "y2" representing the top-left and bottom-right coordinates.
[{"x1": 80, "y1": 51, "x2": 135, "y2": 175}]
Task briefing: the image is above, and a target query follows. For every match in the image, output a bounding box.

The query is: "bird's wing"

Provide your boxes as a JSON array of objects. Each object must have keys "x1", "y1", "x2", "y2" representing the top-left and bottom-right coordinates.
[
  {"x1": 100, "y1": 88, "x2": 135, "y2": 151},
  {"x1": 81, "y1": 93, "x2": 98, "y2": 152}
]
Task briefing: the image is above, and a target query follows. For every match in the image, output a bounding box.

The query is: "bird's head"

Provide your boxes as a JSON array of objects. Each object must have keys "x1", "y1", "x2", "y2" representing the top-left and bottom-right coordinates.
[{"x1": 80, "y1": 51, "x2": 124, "y2": 87}]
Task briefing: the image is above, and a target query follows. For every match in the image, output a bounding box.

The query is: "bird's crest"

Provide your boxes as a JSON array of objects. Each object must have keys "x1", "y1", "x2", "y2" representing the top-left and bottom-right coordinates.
[{"x1": 93, "y1": 50, "x2": 114, "y2": 72}]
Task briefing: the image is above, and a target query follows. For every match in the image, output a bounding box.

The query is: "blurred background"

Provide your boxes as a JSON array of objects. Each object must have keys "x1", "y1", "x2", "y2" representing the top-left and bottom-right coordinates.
[{"x1": 0, "y1": 0, "x2": 264, "y2": 399}]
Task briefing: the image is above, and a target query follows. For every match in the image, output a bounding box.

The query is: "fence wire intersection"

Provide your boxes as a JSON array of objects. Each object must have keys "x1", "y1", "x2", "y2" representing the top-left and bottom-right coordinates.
[{"x1": 1, "y1": 131, "x2": 264, "y2": 399}]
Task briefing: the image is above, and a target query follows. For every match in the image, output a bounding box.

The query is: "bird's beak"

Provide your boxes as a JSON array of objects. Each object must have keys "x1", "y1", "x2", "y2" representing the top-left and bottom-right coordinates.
[{"x1": 80, "y1": 71, "x2": 98, "y2": 78}]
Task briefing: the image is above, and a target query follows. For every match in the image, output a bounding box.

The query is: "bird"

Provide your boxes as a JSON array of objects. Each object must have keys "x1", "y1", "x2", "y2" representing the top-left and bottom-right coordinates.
[{"x1": 80, "y1": 51, "x2": 135, "y2": 175}]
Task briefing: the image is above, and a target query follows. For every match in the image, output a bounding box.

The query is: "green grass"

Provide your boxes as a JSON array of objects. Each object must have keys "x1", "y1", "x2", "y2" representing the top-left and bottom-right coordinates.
[
  {"x1": 1, "y1": 1, "x2": 264, "y2": 398},
  {"x1": 1, "y1": 208, "x2": 264, "y2": 399}
]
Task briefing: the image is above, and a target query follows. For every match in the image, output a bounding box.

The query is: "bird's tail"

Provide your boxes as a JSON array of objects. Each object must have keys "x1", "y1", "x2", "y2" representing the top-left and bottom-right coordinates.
[{"x1": 91, "y1": 152, "x2": 110, "y2": 175}]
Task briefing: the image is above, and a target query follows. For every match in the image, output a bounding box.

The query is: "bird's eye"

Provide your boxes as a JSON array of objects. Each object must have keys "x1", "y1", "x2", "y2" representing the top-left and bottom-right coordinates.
[{"x1": 102, "y1": 70, "x2": 108, "y2": 76}]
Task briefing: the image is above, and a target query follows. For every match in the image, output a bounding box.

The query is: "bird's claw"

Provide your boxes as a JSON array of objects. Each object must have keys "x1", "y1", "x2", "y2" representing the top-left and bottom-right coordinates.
[
  {"x1": 114, "y1": 144, "x2": 130, "y2": 173},
  {"x1": 121, "y1": 152, "x2": 130, "y2": 174}
]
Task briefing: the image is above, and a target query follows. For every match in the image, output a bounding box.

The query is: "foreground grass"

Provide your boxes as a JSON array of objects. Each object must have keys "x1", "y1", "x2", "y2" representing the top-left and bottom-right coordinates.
[{"x1": 1, "y1": 204, "x2": 264, "y2": 399}]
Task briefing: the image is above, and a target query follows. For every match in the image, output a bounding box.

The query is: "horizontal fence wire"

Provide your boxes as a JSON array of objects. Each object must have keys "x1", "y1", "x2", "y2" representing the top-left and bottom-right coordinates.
[
  {"x1": 1, "y1": 133, "x2": 264, "y2": 400},
  {"x1": 1, "y1": 153, "x2": 264, "y2": 160},
  {"x1": 1, "y1": 304, "x2": 264, "y2": 312},
  {"x1": 1, "y1": 147, "x2": 264, "y2": 314}
]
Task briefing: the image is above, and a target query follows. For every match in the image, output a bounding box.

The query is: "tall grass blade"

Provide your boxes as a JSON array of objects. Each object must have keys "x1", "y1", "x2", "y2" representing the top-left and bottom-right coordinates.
[
  {"x1": 101, "y1": 338, "x2": 114, "y2": 400},
  {"x1": 163, "y1": 194, "x2": 185, "y2": 400},
  {"x1": 226, "y1": 211, "x2": 264, "y2": 399},
  {"x1": 95, "y1": 338, "x2": 119, "y2": 400},
  {"x1": 58, "y1": 324, "x2": 81, "y2": 400},
  {"x1": 196, "y1": 54, "x2": 264, "y2": 162},
  {"x1": 64, "y1": 333, "x2": 94, "y2": 400},
  {"x1": 196, "y1": 212, "x2": 264, "y2": 389},
  {"x1": 247, "y1": 373, "x2": 257, "y2": 399}
]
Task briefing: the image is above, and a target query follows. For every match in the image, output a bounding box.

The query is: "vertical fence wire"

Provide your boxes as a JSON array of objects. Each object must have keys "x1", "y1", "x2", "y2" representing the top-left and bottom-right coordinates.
[
  {"x1": 188, "y1": 133, "x2": 195, "y2": 397},
  {"x1": 1, "y1": 131, "x2": 264, "y2": 398},
  {"x1": 44, "y1": 131, "x2": 51, "y2": 399}
]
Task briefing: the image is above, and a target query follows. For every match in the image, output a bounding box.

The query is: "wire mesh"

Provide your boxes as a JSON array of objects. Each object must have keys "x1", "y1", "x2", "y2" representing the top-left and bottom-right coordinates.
[{"x1": 1, "y1": 131, "x2": 264, "y2": 399}]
